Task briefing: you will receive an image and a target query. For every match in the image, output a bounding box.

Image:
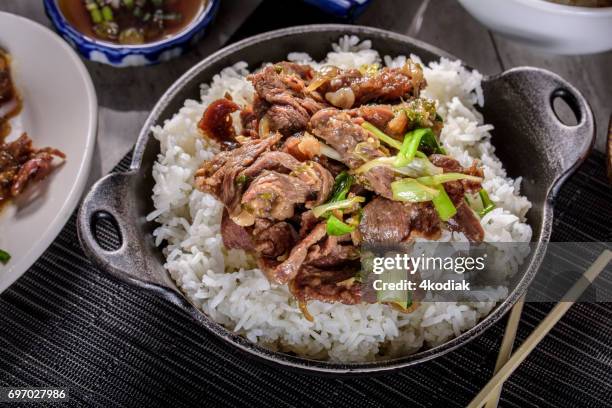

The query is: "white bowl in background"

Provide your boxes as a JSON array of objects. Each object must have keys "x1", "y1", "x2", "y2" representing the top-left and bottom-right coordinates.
[
  {"x1": 0, "y1": 12, "x2": 97, "y2": 293},
  {"x1": 458, "y1": 0, "x2": 612, "y2": 55}
]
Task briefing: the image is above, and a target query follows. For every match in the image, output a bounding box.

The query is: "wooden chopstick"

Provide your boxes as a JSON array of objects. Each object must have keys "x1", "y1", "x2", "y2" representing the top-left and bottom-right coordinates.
[
  {"x1": 468, "y1": 250, "x2": 612, "y2": 408},
  {"x1": 484, "y1": 296, "x2": 525, "y2": 408}
]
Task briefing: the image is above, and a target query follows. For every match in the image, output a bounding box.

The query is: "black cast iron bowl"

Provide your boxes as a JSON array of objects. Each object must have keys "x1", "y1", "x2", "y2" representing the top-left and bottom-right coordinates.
[{"x1": 77, "y1": 25, "x2": 595, "y2": 375}]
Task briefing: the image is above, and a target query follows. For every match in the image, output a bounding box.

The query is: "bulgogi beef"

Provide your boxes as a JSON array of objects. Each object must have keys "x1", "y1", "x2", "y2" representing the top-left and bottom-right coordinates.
[
  {"x1": 448, "y1": 203, "x2": 485, "y2": 243},
  {"x1": 0, "y1": 133, "x2": 65, "y2": 206},
  {"x1": 241, "y1": 170, "x2": 313, "y2": 221},
  {"x1": 252, "y1": 219, "x2": 298, "y2": 258},
  {"x1": 247, "y1": 63, "x2": 326, "y2": 136},
  {"x1": 290, "y1": 265, "x2": 361, "y2": 305},
  {"x1": 221, "y1": 210, "x2": 254, "y2": 251},
  {"x1": 310, "y1": 108, "x2": 395, "y2": 198},
  {"x1": 427, "y1": 154, "x2": 485, "y2": 241},
  {"x1": 0, "y1": 50, "x2": 22, "y2": 140},
  {"x1": 0, "y1": 51, "x2": 15, "y2": 106},
  {"x1": 359, "y1": 197, "x2": 443, "y2": 243},
  {"x1": 360, "y1": 197, "x2": 412, "y2": 243},
  {"x1": 311, "y1": 62, "x2": 426, "y2": 109},
  {"x1": 195, "y1": 59, "x2": 489, "y2": 308},
  {"x1": 195, "y1": 134, "x2": 281, "y2": 220}
]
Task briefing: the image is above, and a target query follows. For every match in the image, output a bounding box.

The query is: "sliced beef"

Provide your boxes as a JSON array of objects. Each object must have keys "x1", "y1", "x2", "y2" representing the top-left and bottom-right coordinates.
[
  {"x1": 265, "y1": 222, "x2": 327, "y2": 284},
  {"x1": 348, "y1": 104, "x2": 409, "y2": 138},
  {"x1": 429, "y1": 154, "x2": 463, "y2": 173},
  {"x1": 239, "y1": 105, "x2": 258, "y2": 138},
  {"x1": 0, "y1": 51, "x2": 15, "y2": 106},
  {"x1": 310, "y1": 108, "x2": 370, "y2": 168},
  {"x1": 198, "y1": 98, "x2": 240, "y2": 149},
  {"x1": 195, "y1": 134, "x2": 281, "y2": 218},
  {"x1": 221, "y1": 210, "x2": 254, "y2": 251},
  {"x1": 448, "y1": 203, "x2": 485, "y2": 243},
  {"x1": 360, "y1": 197, "x2": 412, "y2": 243},
  {"x1": 428, "y1": 156, "x2": 483, "y2": 241},
  {"x1": 429, "y1": 154, "x2": 484, "y2": 205},
  {"x1": 313, "y1": 155, "x2": 347, "y2": 178},
  {"x1": 429, "y1": 154, "x2": 484, "y2": 182},
  {"x1": 310, "y1": 108, "x2": 395, "y2": 198},
  {"x1": 295, "y1": 161, "x2": 334, "y2": 207},
  {"x1": 242, "y1": 151, "x2": 333, "y2": 207},
  {"x1": 362, "y1": 166, "x2": 395, "y2": 200},
  {"x1": 290, "y1": 265, "x2": 361, "y2": 305},
  {"x1": 0, "y1": 133, "x2": 65, "y2": 204},
  {"x1": 248, "y1": 63, "x2": 326, "y2": 135},
  {"x1": 298, "y1": 210, "x2": 318, "y2": 238},
  {"x1": 242, "y1": 151, "x2": 300, "y2": 177},
  {"x1": 305, "y1": 235, "x2": 360, "y2": 269},
  {"x1": 406, "y1": 202, "x2": 442, "y2": 240},
  {"x1": 318, "y1": 62, "x2": 426, "y2": 109},
  {"x1": 252, "y1": 219, "x2": 298, "y2": 258},
  {"x1": 241, "y1": 170, "x2": 312, "y2": 221},
  {"x1": 276, "y1": 61, "x2": 315, "y2": 81}
]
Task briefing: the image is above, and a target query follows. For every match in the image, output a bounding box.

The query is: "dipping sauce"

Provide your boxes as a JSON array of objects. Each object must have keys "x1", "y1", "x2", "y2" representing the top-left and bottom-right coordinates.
[
  {"x1": 58, "y1": 0, "x2": 206, "y2": 45},
  {"x1": 546, "y1": 0, "x2": 612, "y2": 6}
]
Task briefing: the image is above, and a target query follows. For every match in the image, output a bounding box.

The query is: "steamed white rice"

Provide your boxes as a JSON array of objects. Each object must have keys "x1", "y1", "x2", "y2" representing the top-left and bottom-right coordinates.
[{"x1": 148, "y1": 36, "x2": 532, "y2": 362}]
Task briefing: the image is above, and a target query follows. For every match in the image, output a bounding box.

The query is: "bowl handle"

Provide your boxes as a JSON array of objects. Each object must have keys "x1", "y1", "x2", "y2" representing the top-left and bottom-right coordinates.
[
  {"x1": 77, "y1": 171, "x2": 174, "y2": 291},
  {"x1": 482, "y1": 67, "x2": 595, "y2": 196}
]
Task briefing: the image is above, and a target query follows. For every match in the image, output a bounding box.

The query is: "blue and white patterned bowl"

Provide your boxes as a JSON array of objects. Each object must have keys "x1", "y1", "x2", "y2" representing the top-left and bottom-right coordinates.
[{"x1": 43, "y1": 0, "x2": 220, "y2": 67}]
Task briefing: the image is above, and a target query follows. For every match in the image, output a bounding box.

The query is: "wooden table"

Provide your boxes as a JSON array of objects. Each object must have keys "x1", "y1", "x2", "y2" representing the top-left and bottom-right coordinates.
[{"x1": 1, "y1": 0, "x2": 610, "y2": 187}]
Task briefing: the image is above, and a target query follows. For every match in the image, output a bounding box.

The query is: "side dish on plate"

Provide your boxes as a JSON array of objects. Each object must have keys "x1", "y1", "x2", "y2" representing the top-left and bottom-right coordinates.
[
  {"x1": 0, "y1": 49, "x2": 66, "y2": 242},
  {"x1": 148, "y1": 36, "x2": 532, "y2": 362}
]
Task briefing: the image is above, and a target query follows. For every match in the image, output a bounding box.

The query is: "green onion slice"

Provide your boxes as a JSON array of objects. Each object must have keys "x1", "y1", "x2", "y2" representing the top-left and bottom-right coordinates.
[
  {"x1": 431, "y1": 184, "x2": 457, "y2": 221},
  {"x1": 419, "y1": 128, "x2": 446, "y2": 154},
  {"x1": 312, "y1": 196, "x2": 365, "y2": 218},
  {"x1": 417, "y1": 173, "x2": 483, "y2": 186},
  {"x1": 391, "y1": 179, "x2": 439, "y2": 203},
  {"x1": 376, "y1": 262, "x2": 410, "y2": 306},
  {"x1": 394, "y1": 128, "x2": 432, "y2": 167},
  {"x1": 354, "y1": 156, "x2": 442, "y2": 178},
  {"x1": 326, "y1": 215, "x2": 356, "y2": 236},
  {"x1": 0, "y1": 249, "x2": 10, "y2": 264},
  {"x1": 329, "y1": 171, "x2": 354, "y2": 202},
  {"x1": 478, "y1": 188, "x2": 496, "y2": 217},
  {"x1": 361, "y1": 121, "x2": 402, "y2": 150}
]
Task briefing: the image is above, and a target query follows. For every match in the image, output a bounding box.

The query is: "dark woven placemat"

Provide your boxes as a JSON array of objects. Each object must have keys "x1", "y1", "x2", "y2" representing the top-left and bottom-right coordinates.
[{"x1": 0, "y1": 150, "x2": 610, "y2": 408}]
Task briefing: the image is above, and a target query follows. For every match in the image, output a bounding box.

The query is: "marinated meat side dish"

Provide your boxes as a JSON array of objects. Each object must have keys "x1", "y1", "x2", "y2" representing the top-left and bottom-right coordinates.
[
  {"x1": 194, "y1": 61, "x2": 491, "y2": 316},
  {"x1": 0, "y1": 50, "x2": 65, "y2": 209}
]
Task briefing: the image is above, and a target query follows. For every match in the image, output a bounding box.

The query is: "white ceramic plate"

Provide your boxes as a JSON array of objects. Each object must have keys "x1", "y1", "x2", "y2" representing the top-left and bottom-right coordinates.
[{"x1": 0, "y1": 12, "x2": 97, "y2": 293}]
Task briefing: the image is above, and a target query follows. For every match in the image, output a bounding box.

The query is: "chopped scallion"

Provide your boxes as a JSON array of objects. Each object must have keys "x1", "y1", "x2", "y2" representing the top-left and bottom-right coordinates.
[
  {"x1": 431, "y1": 184, "x2": 457, "y2": 221},
  {"x1": 394, "y1": 128, "x2": 432, "y2": 167},
  {"x1": 354, "y1": 156, "x2": 442, "y2": 178},
  {"x1": 376, "y1": 263, "x2": 410, "y2": 306},
  {"x1": 101, "y1": 5, "x2": 114, "y2": 21},
  {"x1": 326, "y1": 215, "x2": 356, "y2": 236},
  {"x1": 361, "y1": 121, "x2": 402, "y2": 150},
  {"x1": 419, "y1": 128, "x2": 446, "y2": 155},
  {"x1": 0, "y1": 249, "x2": 10, "y2": 264},
  {"x1": 312, "y1": 196, "x2": 365, "y2": 218},
  {"x1": 90, "y1": 8, "x2": 103, "y2": 23},
  {"x1": 478, "y1": 188, "x2": 496, "y2": 217},
  {"x1": 391, "y1": 179, "x2": 439, "y2": 203},
  {"x1": 328, "y1": 171, "x2": 354, "y2": 203},
  {"x1": 417, "y1": 173, "x2": 482, "y2": 186}
]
